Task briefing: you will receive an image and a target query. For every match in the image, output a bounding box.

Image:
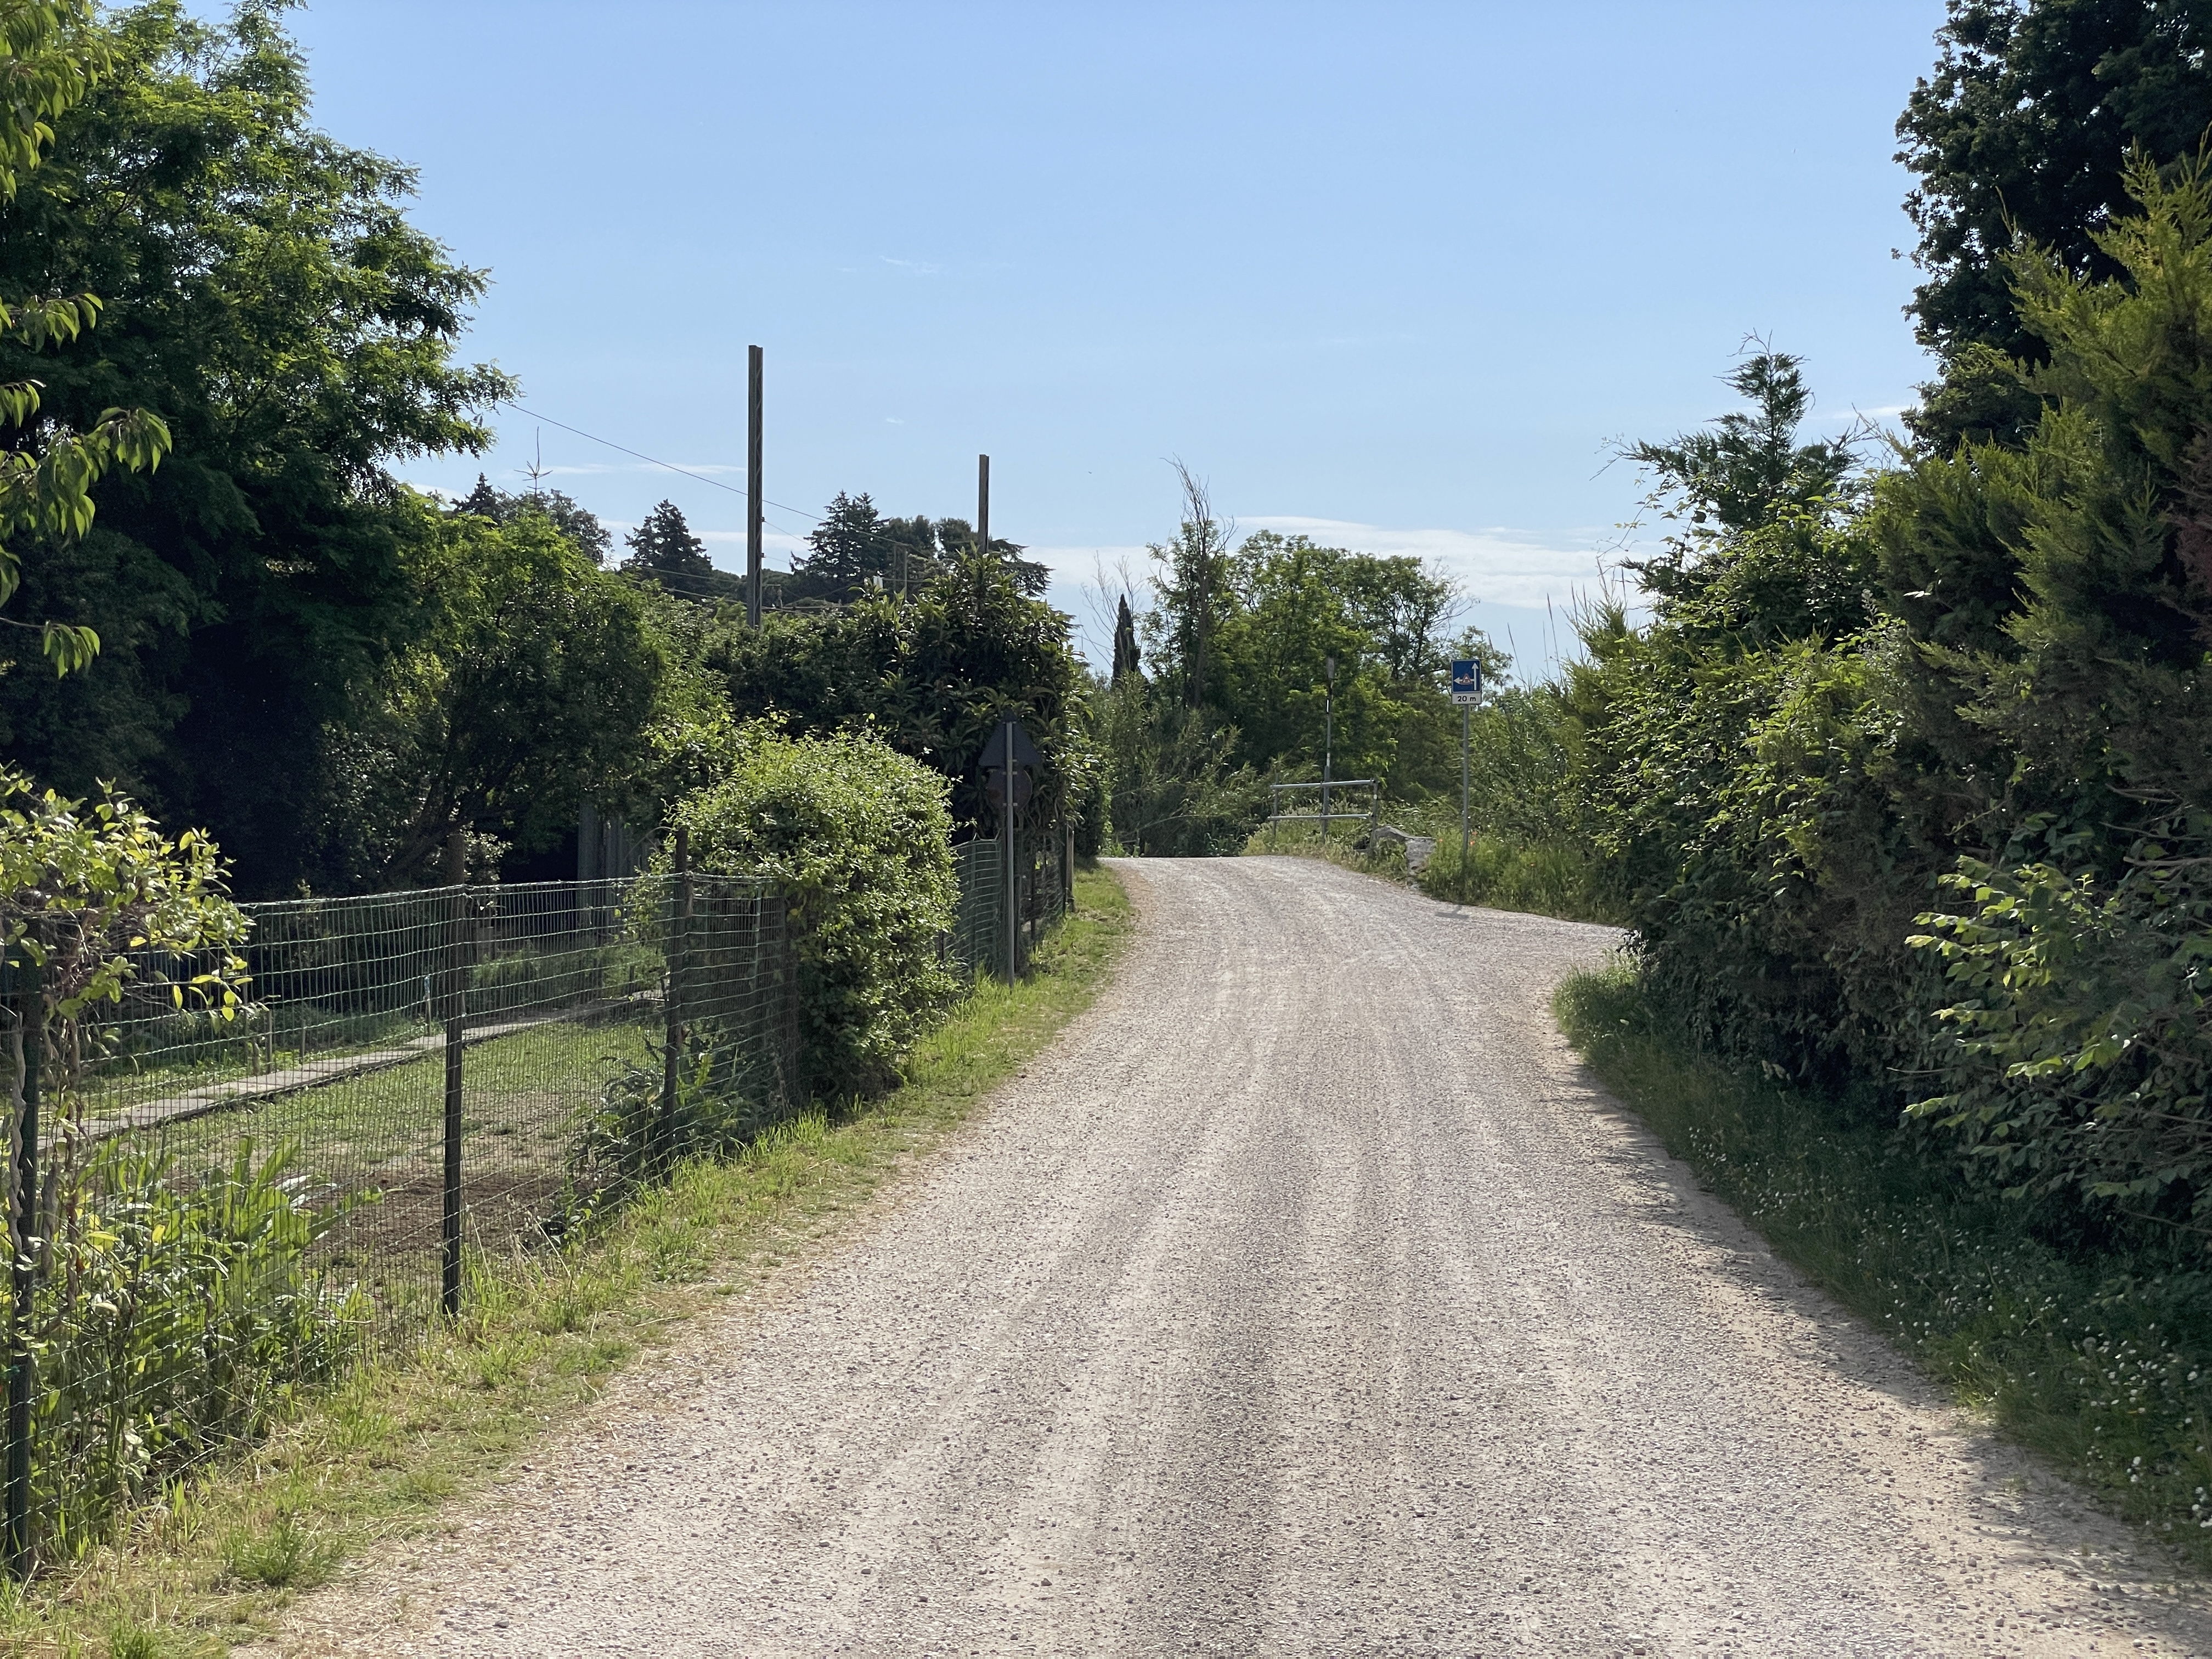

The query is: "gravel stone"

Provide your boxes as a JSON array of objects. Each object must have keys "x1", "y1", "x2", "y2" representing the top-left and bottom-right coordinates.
[{"x1": 273, "y1": 856, "x2": 2212, "y2": 1657}]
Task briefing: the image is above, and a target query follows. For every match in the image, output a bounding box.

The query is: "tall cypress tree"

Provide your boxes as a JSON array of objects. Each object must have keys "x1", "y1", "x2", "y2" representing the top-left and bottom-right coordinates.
[{"x1": 1111, "y1": 594, "x2": 1142, "y2": 684}]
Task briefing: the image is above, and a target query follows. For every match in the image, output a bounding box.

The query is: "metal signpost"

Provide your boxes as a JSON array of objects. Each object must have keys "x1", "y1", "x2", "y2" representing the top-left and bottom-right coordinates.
[
  {"x1": 1321, "y1": 654, "x2": 1337, "y2": 841},
  {"x1": 1451, "y1": 658, "x2": 1482, "y2": 866}
]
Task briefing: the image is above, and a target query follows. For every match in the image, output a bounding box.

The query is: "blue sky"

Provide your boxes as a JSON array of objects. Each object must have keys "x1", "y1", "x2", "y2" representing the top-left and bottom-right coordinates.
[{"x1": 270, "y1": 0, "x2": 1947, "y2": 670}]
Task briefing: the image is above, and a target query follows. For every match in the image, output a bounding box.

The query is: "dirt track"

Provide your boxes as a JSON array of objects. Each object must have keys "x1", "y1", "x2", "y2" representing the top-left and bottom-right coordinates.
[{"x1": 276, "y1": 856, "x2": 2212, "y2": 1657}]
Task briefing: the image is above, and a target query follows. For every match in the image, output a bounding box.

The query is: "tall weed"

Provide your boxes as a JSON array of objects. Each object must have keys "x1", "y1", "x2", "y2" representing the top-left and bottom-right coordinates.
[{"x1": 19, "y1": 1140, "x2": 365, "y2": 1567}]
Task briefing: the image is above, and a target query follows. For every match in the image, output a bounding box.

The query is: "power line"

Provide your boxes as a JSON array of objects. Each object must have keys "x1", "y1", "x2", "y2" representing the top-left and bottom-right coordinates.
[{"x1": 499, "y1": 399, "x2": 825, "y2": 524}]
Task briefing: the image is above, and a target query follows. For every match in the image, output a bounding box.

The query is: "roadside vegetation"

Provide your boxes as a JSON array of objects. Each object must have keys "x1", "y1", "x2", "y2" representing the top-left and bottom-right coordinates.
[
  {"x1": 0, "y1": 0, "x2": 1110, "y2": 1613},
  {"x1": 0, "y1": 869, "x2": 1127, "y2": 1658},
  {"x1": 8, "y1": 0, "x2": 2212, "y2": 1615},
  {"x1": 1522, "y1": 1, "x2": 2212, "y2": 1560},
  {"x1": 1560, "y1": 961, "x2": 2212, "y2": 1559}
]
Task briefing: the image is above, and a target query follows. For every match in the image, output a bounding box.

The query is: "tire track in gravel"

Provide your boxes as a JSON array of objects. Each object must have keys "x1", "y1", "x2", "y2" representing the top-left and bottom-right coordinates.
[{"x1": 273, "y1": 856, "x2": 2212, "y2": 1658}]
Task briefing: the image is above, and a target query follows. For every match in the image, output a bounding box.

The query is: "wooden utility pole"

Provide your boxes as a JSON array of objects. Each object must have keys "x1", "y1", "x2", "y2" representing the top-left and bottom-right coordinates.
[
  {"x1": 977, "y1": 453, "x2": 990, "y2": 558},
  {"x1": 747, "y1": 344, "x2": 764, "y2": 629}
]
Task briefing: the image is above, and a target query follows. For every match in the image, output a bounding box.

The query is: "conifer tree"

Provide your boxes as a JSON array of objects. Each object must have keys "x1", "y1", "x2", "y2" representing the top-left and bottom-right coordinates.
[{"x1": 622, "y1": 500, "x2": 714, "y2": 584}]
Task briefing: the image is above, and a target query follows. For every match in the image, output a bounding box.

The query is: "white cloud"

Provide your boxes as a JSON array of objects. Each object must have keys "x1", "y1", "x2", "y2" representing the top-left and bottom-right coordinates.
[
  {"x1": 1237, "y1": 515, "x2": 1624, "y2": 609},
  {"x1": 1028, "y1": 520, "x2": 1635, "y2": 614}
]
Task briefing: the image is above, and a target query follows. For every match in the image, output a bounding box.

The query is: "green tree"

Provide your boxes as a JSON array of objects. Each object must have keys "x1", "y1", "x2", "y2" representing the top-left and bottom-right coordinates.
[
  {"x1": 795, "y1": 490, "x2": 889, "y2": 599},
  {"x1": 1146, "y1": 462, "x2": 1233, "y2": 709},
  {"x1": 1138, "y1": 528, "x2": 1470, "y2": 802},
  {"x1": 1619, "y1": 350, "x2": 1867, "y2": 596},
  {"x1": 1897, "y1": 0, "x2": 2212, "y2": 443},
  {"x1": 0, "y1": 0, "x2": 170, "y2": 675},
  {"x1": 1096, "y1": 682, "x2": 1263, "y2": 856},
  {"x1": 622, "y1": 498, "x2": 715, "y2": 586},
  {"x1": 1570, "y1": 347, "x2": 1894, "y2": 1085},
  {"x1": 321, "y1": 507, "x2": 664, "y2": 889},
  {"x1": 0, "y1": 2, "x2": 510, "y2": 894},
  {"x1": 456, "y1": 473, "x2": 610, "y2": 563},
  {"x1": 700, "y1": 538, "x2": 1094, "y2": 837},
  {"x1": 1110, "y1": 592, "x2": 1141, "y2": 684}
]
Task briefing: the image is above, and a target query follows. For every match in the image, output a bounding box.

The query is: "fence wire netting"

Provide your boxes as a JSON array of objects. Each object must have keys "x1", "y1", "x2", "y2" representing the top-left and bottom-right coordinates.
[
  {"x1": 949, "y1": 819, "x2": 1071, "y2": 981},
  {"x1": 2, "y1": 872, "x2": 797, "y2": 1568}
]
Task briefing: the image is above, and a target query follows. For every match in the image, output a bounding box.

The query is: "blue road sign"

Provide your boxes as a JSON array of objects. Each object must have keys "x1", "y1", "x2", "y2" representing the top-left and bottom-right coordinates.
[{"x1": 1450, "y1": 658, "x2": 1481, "y2": 705}]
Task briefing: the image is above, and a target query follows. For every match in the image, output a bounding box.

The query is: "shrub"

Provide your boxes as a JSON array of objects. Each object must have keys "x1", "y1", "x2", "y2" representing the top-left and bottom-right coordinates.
[
  {"x1": 30, "y1": 1139, "x2": 366, "y2": 1565},
  {"x1": 1909, "y1": 811, "x2": 2212, "y2": 1233},
  {"x1": 558, "y1": 1029, "x2": 785, "y2": 1227},
  {"x1": 1415, "y1": 832, "x2": 1615, "y2": 923},
  {"x1": 671, "y1": 727, "x2": 957, "y2": 1097}
]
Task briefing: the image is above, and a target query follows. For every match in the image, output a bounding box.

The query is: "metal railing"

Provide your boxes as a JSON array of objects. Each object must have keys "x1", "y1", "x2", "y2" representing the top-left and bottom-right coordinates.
[
  {"x1": 0, "y1": 872, "x2": 799, "y2": 1571},
  {"x1": 1263, "y1": 779, "x2": 1381, "y2": 850}
]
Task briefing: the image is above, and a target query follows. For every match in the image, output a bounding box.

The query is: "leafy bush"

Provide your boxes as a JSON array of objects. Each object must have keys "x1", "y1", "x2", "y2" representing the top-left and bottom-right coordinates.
[
  {"x1": 1414, "y1": 832, "x2": 1614, "y2": 923},
  {"x1": 672, "y1": 727, "x2": 957, "y2": 1097},
  {"x1": 560, "y1": 1029, "x2": 787, "y2": 1225},
  {"x1": 1910, "y1": 812, "x2": 2212, "y2": 1231},
  {"x1": 27, "y1": 1139, "x2": 366, "y2": 1565},
  {"x1": 1567, "y1": 159, "x2": 2212, "y2": 1223}
]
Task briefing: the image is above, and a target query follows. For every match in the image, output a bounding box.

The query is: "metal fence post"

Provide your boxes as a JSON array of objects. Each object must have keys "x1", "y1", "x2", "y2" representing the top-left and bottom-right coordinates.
[
  {"x1": 662, "y1": 828, "x2": 691, "y2": 1162},
  {"x1": 440, "y1": 830, "x2": 469, "y2": 1321},
  {"x1": 5, "y1": 963, "x2": 40, "y2": 1576},
  {"x1": 1004, "y1": 811, "x2": 1018, "y2": 984}
]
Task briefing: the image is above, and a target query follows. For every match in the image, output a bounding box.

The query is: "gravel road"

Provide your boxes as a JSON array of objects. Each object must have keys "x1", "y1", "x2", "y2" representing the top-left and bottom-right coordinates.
[{"x1": 276, "y1": 856, "x2": 2212, "y2": 1658}]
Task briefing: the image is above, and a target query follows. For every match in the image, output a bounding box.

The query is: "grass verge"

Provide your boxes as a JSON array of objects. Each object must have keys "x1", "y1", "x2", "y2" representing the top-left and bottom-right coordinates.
[
  {"x1": 1244, "y1": 816, "x2": 1617, "y2": 924},
  {"x1": 1557, "y1": 958, "x2": 2212, "y2": 1566},
  {"x1": 0, "y1": 863, "x2": 1133, "y2": 1658}
]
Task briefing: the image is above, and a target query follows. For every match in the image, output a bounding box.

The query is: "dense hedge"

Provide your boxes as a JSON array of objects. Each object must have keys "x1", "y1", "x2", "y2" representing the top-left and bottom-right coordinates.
[
  {"x1": 1570, "y1": 160, "x2": 2212, "y2": 1243},
  {"x1": 672, "y1": 727, "x2": 958, "y2": 1098}
]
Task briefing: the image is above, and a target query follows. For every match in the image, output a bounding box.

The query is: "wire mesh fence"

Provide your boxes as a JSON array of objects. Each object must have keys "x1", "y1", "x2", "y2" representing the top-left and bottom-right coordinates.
[
  {"x1": 0, "y1": 872, "x2": 797, "y2": 1570},
  {"x1": 947, "y1": 817, "x2": 1072, "y2": 981}
]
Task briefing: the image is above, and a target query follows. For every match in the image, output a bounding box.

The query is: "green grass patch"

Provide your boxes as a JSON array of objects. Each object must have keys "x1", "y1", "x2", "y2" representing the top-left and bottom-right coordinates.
[
  {"x1": 0, "y1": 864, "x2": 1132, "y2": 1657},
  {"x1": 1245, "y1": 815, "x2": 1618, "y2": 924},
  {"x1": 1557, "y1": 958, "x2": 2212, "y2": 1564}
]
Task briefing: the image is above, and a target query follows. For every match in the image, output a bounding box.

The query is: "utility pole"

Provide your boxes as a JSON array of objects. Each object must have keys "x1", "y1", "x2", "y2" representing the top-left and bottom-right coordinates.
[
  {"x1": 978, "y1": 453, "x2": 990, "y2": 558},
  {"x1": 747, "y1": 344, "x2": 764, "y2": 629}
]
